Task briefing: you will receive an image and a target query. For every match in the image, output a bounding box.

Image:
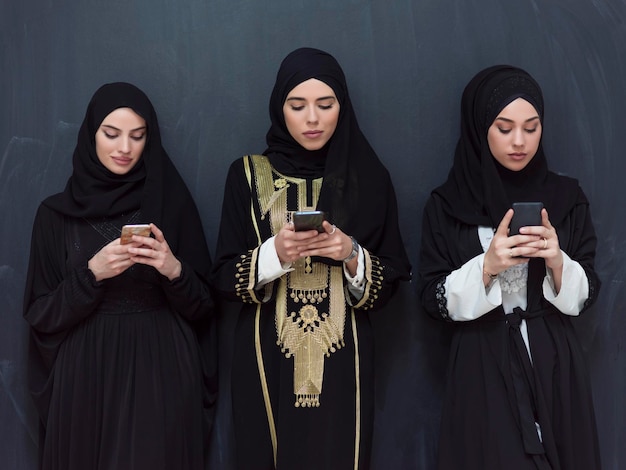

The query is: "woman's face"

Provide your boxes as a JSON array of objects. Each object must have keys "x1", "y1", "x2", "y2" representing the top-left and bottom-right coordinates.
[
  {"x1": 283, "y1": 78, "x2": 340, "y2": 151},
  {"x1": 95, "y1": 107, "x2": 147, "y2": 175},
  {"x1": 487, "y1": 97, "x2": 542, "y2": 172}
]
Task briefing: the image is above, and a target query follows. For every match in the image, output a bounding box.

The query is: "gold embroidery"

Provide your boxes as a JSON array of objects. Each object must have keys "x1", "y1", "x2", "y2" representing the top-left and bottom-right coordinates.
[
  {"x1": 243, "y1": 156, "x2": 278, "y2": 467},
  {"x1": 249, "y1": 155, "x2": 348, "y2": 408},
  {"x1": 276, "y1": 261, "x2": 346, "y2": 407}
]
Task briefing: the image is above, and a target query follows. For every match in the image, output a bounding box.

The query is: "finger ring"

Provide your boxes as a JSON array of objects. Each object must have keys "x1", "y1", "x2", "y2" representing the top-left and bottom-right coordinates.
[
  {"x1": 509, "y1": 248, "x2": 514, "y2": 258},
  {"x1": 330, "y1": 225, "x2": 336, "y2": 235},
  {"x1": 542, "y1": 237, "x2": 548, "y2": 249}
]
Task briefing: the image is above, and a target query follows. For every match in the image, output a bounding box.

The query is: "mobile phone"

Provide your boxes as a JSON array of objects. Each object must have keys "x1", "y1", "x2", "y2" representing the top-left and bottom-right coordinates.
[
  {"x1": 120, "y1": 224, "x2": 152, "y2": 244},
  {"x1": 293, "y1": 211, "x2": 326, "y2": 233},
  {"x1": 509, "y1": 202, "x2": 543, "y2": 236}
]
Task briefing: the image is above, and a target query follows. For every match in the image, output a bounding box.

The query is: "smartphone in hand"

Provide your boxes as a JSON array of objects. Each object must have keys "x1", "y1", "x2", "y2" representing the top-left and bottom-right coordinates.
[
  {"x1": 293, "y1": 211, "x2": 326, "y2": 233},
  {"x1": 509, "y1": 202, "x2": 543, "y2": 236},
  {"x1": 120, "y1": 224, "x2": 151, "y2": 244}
]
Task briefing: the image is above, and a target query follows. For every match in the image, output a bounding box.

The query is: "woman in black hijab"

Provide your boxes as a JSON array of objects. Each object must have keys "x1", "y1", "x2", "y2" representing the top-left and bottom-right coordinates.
[
  {"x1": 24, "y1": 82, "x2": 215, "y2": 469},
  {"x1": 211, "y1": 47, "x2": 411, "y2": 469},
  {"x1": 418, "y1": 65, "x2": 601, "y2": 469}
]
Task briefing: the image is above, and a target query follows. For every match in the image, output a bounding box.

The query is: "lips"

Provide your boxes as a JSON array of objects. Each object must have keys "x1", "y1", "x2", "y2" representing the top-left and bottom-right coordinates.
[
  {"x1": 303, "y1": 130, "x2": 323, "y2": 138},
  {"x1": 508, "y1": 153, "x2": 527, "y2": 161},
  {"x1": 112, "y1": 156, "x2": 133, "y2": 165}
]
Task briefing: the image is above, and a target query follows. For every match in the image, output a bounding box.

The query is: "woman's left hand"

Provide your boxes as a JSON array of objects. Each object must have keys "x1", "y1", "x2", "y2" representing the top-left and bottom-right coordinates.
[
  {"x1": 517, "y1": 208, "x2": 563, "y2": 271},
  {"x1": 297, "y1": 221, "x2": 354, "y2": 262},
  {"x1": 127, "y1": 223, "x2": 182, "y2": 281}
]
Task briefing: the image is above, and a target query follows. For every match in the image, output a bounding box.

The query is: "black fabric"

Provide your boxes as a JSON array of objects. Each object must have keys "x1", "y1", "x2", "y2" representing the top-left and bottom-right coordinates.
[
  {"x1": 265, "y1": 47, "x2": 411, "y2": 277},
  {"x1": 433, "y1": 65, "x2": 581, "y2": 228},
  {"x1": 23, "y1": 83, "x2": 215, "y2": 469},
  {"x1": 211, "y1": 48, "x2": 410, "y2": 469},
  {"x1": 418, "y1": 65, "x2": 601, "y2": 469}
]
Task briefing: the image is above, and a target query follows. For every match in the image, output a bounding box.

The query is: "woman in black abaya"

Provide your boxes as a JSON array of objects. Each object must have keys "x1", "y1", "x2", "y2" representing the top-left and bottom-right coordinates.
[
  {"x1": 211, "y1": 48, "x2": 411, "y2": 469},
  {"x1": 418, "y1": 65, "x2": 601, "y2": 469},
  {"x1": 24, "y1": 82, "x2": 215, "y2": 470}
]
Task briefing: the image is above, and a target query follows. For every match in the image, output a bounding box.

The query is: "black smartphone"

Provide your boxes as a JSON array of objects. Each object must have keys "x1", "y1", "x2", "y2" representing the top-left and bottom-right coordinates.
[
  {"x1": 509, "y1": 202, "x2": 543, "y2": 236},
  {"x1": 293, "y1": 211, "x2": 326, "y2": 233}
]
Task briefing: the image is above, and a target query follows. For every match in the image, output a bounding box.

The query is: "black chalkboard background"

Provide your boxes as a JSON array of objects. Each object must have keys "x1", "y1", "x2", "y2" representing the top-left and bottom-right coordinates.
[{"x1": 2, "y1": 1, "x2": 625, "y2": 468}]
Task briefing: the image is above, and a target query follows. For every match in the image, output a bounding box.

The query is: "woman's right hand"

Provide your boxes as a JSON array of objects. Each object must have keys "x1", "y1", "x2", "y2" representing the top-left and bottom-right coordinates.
[
  {"x1": 87, "y1": 239, "x2": 138, "y2": 282},
  {"x1": 483, "y1": 209, "x2": 541, "y2": 279},
  {"x1": 274, "y1": 222, "x2": 323, "y2": 264}
]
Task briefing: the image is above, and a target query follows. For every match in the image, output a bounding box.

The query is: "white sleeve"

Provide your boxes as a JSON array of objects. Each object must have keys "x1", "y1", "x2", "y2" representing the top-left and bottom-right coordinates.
[
  {"x1": 343, "y1": 246, "x2": 365, "y2": 303},
  {"x1": 256, "y1": 236, "x2": 294, "y2": 287},
  {"x1": 542, "y1": 250, "x2": 589, "y2": 316},
  {"x1": 445, "y1": 253, "x2": 502, "y2": 321}
]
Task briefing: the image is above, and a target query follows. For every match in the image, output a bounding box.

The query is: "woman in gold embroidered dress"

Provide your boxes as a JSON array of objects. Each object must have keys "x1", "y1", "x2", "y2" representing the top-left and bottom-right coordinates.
[{"x1": 210, "y1": 48, "x2": 411, "y2": 469}]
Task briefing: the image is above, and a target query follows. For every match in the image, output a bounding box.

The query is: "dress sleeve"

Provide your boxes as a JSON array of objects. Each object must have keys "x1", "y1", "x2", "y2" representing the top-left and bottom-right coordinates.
[
  {"x1": 161, "y1": 260, "x2": 214, "y2": 322},
  {"x1": 550, "y1": 196, "x2": 600, "y2": 314},
  {"x1": 542, "y1": 251, "x2": 589, "y2": 316},
  {"x1": 23, "y1": 205, "x2": 106, "y2": 334},
  {"x1": 444, "y1": 253, "x2": 502, "y2": 321},
  {"x1": 210, "y1": 159, "x2": 274, "y2": 304}
]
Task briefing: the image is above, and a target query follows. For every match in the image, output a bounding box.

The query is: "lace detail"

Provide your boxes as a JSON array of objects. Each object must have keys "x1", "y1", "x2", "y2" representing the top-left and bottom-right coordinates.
[
  {"x1": 499, "y1": 263, "x2": 528, "y2": 294},
  {"x1": 435, "y1": 277, "x2": 450, "y2": 320},
  {"x1": 582, "y1": 275, "x2": 596, "y2": 311}
]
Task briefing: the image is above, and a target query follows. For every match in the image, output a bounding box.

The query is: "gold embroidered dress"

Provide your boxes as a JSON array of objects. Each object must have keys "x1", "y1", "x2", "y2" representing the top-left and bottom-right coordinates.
[
  {"x1": 211, "y1": 155, "x2": 399, "y2": 470},
  {"x1": 211, "y1": 48, "x2": 411, "y2": 470}
]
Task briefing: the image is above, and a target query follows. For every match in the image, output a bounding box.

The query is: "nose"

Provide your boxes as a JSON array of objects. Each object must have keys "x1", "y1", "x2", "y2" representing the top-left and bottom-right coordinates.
[
  {"x1": 120, "y1": 136, "x2": 132, "y2": 154},
  {"x1": 306, "y1": 107, "x2": 319, "y2": 124},
  {"x1": 512, "y1": 129, "x2": 525, "y2": 148}
]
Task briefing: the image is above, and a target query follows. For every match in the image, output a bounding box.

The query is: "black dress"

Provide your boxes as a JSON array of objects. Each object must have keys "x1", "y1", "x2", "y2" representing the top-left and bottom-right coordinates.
[
  {"x1": 418, "y1": 65, "x2": 601, "y2": 470},
  {"x1": 419, "y1": 186, "x2": 601, "y2": 470},
  {"x1": 24, "y1": 82, "x2": 215, "y2": 469},
  {"x1": 24, "y1": 205, "x2": 212, "y2": 470},
  {"x1": 211, "y1": 156, "x2": 406, "y2": 470},
  {"x1": 212, "y1": 49, "x2": 410, "y2": 469}
]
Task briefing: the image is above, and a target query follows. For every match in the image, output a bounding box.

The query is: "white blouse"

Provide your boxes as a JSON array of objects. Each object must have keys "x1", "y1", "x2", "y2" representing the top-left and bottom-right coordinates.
[{"x1": 444, "y1": 226, "x2": 589, "y2": 359}]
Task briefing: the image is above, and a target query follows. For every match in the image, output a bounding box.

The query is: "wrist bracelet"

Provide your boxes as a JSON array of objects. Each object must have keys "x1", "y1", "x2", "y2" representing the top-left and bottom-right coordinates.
[{"x1": 343, "y1": 236, "x2": 359, "y2": 263}]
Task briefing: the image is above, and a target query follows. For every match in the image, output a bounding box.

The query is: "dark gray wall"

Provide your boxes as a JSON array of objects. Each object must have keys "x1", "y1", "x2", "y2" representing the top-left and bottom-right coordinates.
[{"x1": 2, "y1": 1, "x2": 625, "y2": 468}]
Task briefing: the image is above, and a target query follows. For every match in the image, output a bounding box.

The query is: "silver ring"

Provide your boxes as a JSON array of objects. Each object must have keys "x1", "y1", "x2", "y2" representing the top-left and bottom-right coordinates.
[
  {"x1": 509, "y1": 248, "x2": 514, "y2": 258},
  {"x1": 542, "y1": 237, "x2": 548, "y2": 249},
  {"x1": 330, "y1": 225, "x2": 336, "y2": 235}
]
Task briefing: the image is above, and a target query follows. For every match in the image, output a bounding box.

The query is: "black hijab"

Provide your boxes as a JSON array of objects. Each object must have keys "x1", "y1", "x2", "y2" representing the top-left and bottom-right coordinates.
[
  {"x1": 434, "y1": 65, "x2": 581, "y2": 227},
  {"x1": 264, "y1": 48, "x2": 410, "y2": 279},
  {"x1": 43, "y1": 82, "x2": 211, "y2": 276}
]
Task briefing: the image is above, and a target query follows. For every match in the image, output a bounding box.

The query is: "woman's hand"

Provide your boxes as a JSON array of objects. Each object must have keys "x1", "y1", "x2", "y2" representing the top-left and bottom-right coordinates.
[
  {"x1": 483, "y1": 209, "x2": 538, "y2": 278},
  {"x1": 297, "y1": 221, "x2": 354, "y2": 261},
  {"x1": 484, "y1": 208, "x2": 563, "y2": 291},
  {"x1": 88, "y1": 239, "x2": 138, "y2": 282},
  {"x1": 516, "y1": 209, "x2": 562, "y2": 266},
  {"x1": 274, "y1": 221, "x2": 327, "y2": 264},
  {"x1": 127, "y1": 223, "x2": 182, "y2": 281},
  {"x1": 275, "y1": 220, "x2": 356, "y2": 269},
  {"x1": 517, "y1": 208, "x2": 564, "y2": 291}
]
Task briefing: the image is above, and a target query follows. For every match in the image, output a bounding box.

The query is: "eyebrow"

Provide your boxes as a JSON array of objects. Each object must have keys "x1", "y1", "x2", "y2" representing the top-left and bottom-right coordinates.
[
  {"x1": 494, "y1": 116, "x2": 540, "y2": 124},
  {"x1": 101, "y1": 124, "x2": 147, "y2": 132},
  {"x1": 285, "y1": 96, "x2": 336, "y2": 102}
]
